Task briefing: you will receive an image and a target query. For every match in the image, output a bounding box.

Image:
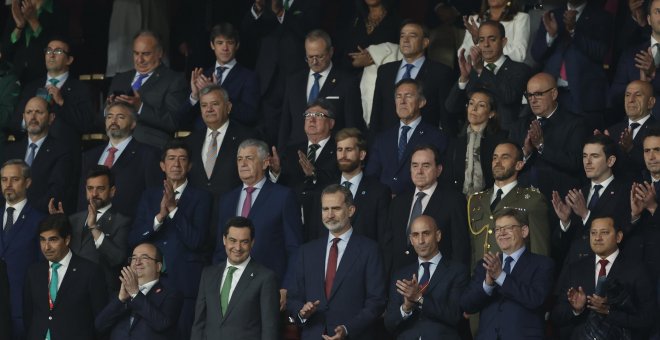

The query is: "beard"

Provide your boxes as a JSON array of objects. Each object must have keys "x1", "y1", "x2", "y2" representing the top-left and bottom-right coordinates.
[
  {"x1": 492, "y1": 166, "x2": 516, "y2": 181},
  {"x1": 338, "y1": 158, "x2": 360, "y2": 173}
]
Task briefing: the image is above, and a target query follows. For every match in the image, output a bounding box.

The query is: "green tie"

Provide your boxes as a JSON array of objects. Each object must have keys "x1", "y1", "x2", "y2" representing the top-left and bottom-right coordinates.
[
  {"x1": 486, "y1": 63, "x2": 496, "y2": 73},
  {"x1": 284, "y1": 0, "x2": 291, "y2": 10},
  {"x1": 46, "y1": 262, "x2": 61, "y2": 340},
  {"x1": 48, "y1": 78, "x2": 59, "y2": 86},
  {"x1": 220, "y1": 266, "x2": 237, "y2": 315}
]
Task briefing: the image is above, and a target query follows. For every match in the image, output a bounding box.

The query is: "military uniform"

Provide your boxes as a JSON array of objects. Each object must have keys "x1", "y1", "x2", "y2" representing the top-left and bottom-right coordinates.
[{"x1": 467, "y1": 185, "x2": 551, "y2": 271}]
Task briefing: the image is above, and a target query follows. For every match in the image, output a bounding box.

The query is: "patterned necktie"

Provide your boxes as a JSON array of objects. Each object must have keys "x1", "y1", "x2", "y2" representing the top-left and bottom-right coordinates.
[
  {"x1": 26, "y1": 143, "x2": 37, "y2": 166},
  {"x1": 308, "y1": 73, "x2": 322, "y2": 104},
  {"x1": 418, "y1": 262, "x2": 431, "y2": 288},
  {"x1": 485, "y1": 63, "x2": 496, "y2": 73},
  {"x1": 402, "y1": 63, "x2": 414, "y2": 80},
  {"x1": 307, "y1": 144, "x2": 320, "y2": 163},
  {"x1": 220, "y1": 266, "x2": 237, "y2": 315},
  {"x1": 215, "y1": 66, "x2": 227, "y2": 84},
  {"x1": 503, "y1": 256, "x2": 513, "y2": 274},
  {"x1": 490, "y1": 189, "x2": 503, "y2": 211},
  {"x1": 104, "y1": 147, "x2": 118, "y2": 168},
  {"x1": 241, "y1": 187, "x2": 256, "y2": 217},
  {"x1": 325, "y1": 238, "x2": 340, "y2": 298},
  {"x1": 132, "y1": 73, "x2": 149, "y2": 91},
  {"x1": 205, "y1": 131, "x2": 220, "y2": 178},
  {"x1": 588, "y1": 184, "x2": 602, "y2": 211},
  {"x1": 598, "y1": 259, "x2": 609, "y2": 278},
  {"x1": 398, "y1": 125, "x2": 411, "y2": 162},
  {"x1": 4, "y1": 207, "x2": 15, "y2": 233}
]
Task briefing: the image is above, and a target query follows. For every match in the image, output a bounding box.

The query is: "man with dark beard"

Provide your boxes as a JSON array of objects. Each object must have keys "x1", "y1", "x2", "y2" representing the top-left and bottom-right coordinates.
[{"x1": 466, "y1": 141, "x2": 550, "y2": 271}]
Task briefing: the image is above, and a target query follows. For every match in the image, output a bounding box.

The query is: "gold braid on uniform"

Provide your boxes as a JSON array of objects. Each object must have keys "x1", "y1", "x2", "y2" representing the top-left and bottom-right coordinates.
[{"x1": 467, "y1": 194, "x2": 491, "y2": 256}]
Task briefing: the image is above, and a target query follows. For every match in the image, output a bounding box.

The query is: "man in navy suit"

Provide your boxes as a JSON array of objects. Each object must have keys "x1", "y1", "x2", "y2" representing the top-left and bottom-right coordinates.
[
  {"x1": 95, "y1": 242, "x2": 182, "y2": 340},
  {"x1": 23, "y1": 213, "x2": 107, "y2": 340},
  {"x1": 214, "y1": 138, "x2": 303, "y2": 311},
  {"x1": 0, "y1": 259, "x2": 10, "y2": 339},
  {"x1": 366, "y1": 78, "x2": 447, "y2": 195},
  {"x1": 277, "y1": 29, "x2": 364, "y2": 149},
  {"x1": 287, "y1": 184, "x2": 386, "y2": 339},
  {"x1": 0, "y1": 159, "x2": 44, "y2": 339},
  {"x1": 129, "y1": 140, "x2": 212, "y2": 340},
  {"x1": 385, "y1": 215, "x2": 469, "y2": 339},
  {"x1": 188, "y1": 23, "x2": 260, "y2": 129},
  {"x1": 461, "y1": 208, "x2": 555, "y2": 340},
  {"x1": 4, "y1": 96, "x2": 73, "y2": 214},
  {"x1": 79, "y1": 101, "x2": 162, "y2": 218},
  {"x1": 552, "y1": 216, "x2": 656, "y2": 339}
]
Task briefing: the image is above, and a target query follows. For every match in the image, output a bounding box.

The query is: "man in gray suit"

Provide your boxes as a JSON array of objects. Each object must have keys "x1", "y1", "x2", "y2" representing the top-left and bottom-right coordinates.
[
  {"x1": 49, "y1": 165, "x2": 130, "y2": 292},
  {"x1": 191, "y1": 216, "x2": 280, "y2": 339}
]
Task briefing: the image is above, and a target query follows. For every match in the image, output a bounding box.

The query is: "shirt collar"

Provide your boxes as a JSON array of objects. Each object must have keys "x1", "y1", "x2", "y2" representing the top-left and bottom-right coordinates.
[
  {"x1": 6, "y1": 198, "x2": 27, "y2": 215},
  {"x1": 207, "y1": 119, "x2": 229, "y2": 137},
  {"x1": 243, "y1": 176, "x2": 267, "y2": 190},
  {"x1": 418, "y1": 251, "x2": 442, "y2": 266},
  {"x1": 226, "y1": 256, "x2": 251, "y2": 271},
  {"x1": 308, "y1": 136, "x2": 330, "y2": 149},
  {"x1": 174, "y1": 180, "x2": 188, "y2": 198},
  {"x1": 215, "y1": 59, "x2": 237, "y2": 69},
  {"x1": 494, "y1": 180, "x2": 518, "y2": 197},
  {"x1": 309, "y1": 63, "x2": 333, "y2": 78},
  {"x1": 567, "y1": 2, "x2": 587, "y2": 19},
  {"x1": 592, "y1": 175, "x2": 614, "y2": 189},
  {"x1": 139, "y1": 279, "x2": 160, "y2": 295},
  {"x1": 596, "y1": 248, "x2": 619, "y2": 265},
  {"x1": 400, "y1": 115, "x2": 422, "y2": 130},
  {"x1": 341, "y1": 171, "x2": 363, "y2": 187},
  {"x1": 46, "y1": 72, "x2": 69, "y2": 87},
  {"x1": 504, "y1": 245, "x2": 526, "y2": 259},
  {"x1": 50, "y1": 249, "x2": 73, "y2": 268},
  {"x1": 327, "y1": 226, "x2": 353, "y2": 245},
  {"x1": 108, "y1": 136, "x2": 132, "y2": 149},
  {"x1": 28, "y1": 135, "x2": 47, "y2": 148},
  {"x1": 414, "y1": 181, "x2": 438, "y2": 198},
  {"x1": 97, "y1": 203, "x2": 112, "y2": 216},
  {"x1": 400, "y1": 56, "x2": 426, "y2": 70},
  {"x1": 629, "y1": 114, "x2": 651, "y2": 127},
  {"x1": 483, "y1": 55, "x2": 506, "y2": 72}
]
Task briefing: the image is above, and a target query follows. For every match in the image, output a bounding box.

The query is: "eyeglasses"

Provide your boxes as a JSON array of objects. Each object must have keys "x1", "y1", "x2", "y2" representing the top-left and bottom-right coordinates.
[
  {"x1": 493, "y1": 224, "x2": 522, "y2": 234},
  {"x1": 524, "y1": 88, "x2": 554, "y2": 99},
  {"x1": 44, "y1": 48, "x2": 69, "y2": 56},
  {"x1": 128, "y1": 255, "x2": 158, "y2": 264},
  {"x1": 305, "y1": 54, "x2": 327, "y2": 63},
  {"x1": 304, "y1": 111, "x2": 331, "y2": 119}
]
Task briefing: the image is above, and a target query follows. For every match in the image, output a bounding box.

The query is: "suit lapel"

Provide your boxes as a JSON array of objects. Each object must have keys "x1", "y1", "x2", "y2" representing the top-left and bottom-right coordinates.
[
  {"x1": 249, "y1": 180, "x2": 273, "y2": 215},
  {"x1": 54, "y1": 255, "x2": 79, "y2": 307},
  {"x1": 223, "y1": 261, "x2": 256, "y2": 319},
  {"x1": 319, "y1": 68, "x2": 338, "y2": 97},
  {"x1": 112, "y1": 139, "x2": 138, "y2": 169},
  {"x1": 2, "y1": 204, "x2": 30, "y2": 252},
  {"x1": 139, "y1": 65, "x2": 163, "y2": 92},
  {"x1": 425, "y1": 257, "x2": 447, "y2": 293}
]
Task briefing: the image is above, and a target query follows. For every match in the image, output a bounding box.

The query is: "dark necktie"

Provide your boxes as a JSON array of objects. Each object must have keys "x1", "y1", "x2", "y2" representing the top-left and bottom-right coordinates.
[
  {"x1": 588, "y1": 184, "x2": 603, "y2": 211},
  {"x1": 4, "y1": 207, "x2": 15, "y2": 234},
  {"x1": 325, "y1": 238, "x2": 340, "y2": 298},
  {"x1": 654, "y1": 181, "x2": 660, "y2": 203},
  {"x1": 654, "y1": 43, "x2": 660, "y2": 67},
  {"x1": 104, "y1": 147, "x2": 118, "y2": 168},
  {"x1": 485, "y1": 63, "x2": 496, "y2": 73},
  {"x1": 537, "y1": 117, "x2": 548, "y2": 129},
  {"x1": 407, "y1": 192, "x2": 426, "y2": 236},
  {"x1": 342, "y1": 181, "x2": 351, "y2": 189},
  {"x1": 503, "y1": 256, "x2": 513, "y2": 274},
  {"x1": 418, "y1": 262, "x2": 431, "y2": 288},
  {"x1": 629, "y1": 122, "x2": 641, "y2": 133},
  {"x1": 308, "y1": 73, "x2": 322, "y2": 104},
  {"x1": 402, "y1": 64, "x2": 414, "y2": 80},
  {"x1": 307, "y1": 144, "x2": 320, "y2": 163},
  {"x1": 216, "y1": 66, "x2": 227, "y2": 84},
  {"x1": 131, "y1": 73, "x2": 149, "y2": 91},
  {"x1": 26, "y1": 143, "x2": 37, "y2": 166},
  {"x1": 398, "y1": 125, "x2": 411, "y2": 161},
  {"x1": 490, "y1": 189, "x2": 503, "y2": 211},
  {"x1": 598, "y1": 259, "x2": 609, "y2": 278},
  {"x1": 241, "y1": 187, "x2": 256, "y2": 217}
]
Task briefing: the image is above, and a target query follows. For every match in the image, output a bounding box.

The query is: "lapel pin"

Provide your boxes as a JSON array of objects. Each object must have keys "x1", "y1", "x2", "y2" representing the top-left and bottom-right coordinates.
[
  {"x1": 156, "y1": 288, "x2": 161, "y2": 293},
  {"x1": 524, "y1": 194, "x2": 530, "y2": 199},
  {"x1": 142, "y1": 231, "x2": 149, "y2": 236},
  {"x1": 419, "y1": 130, "x2": 424, "y2": 135},
  {"x1": 331, "y1": 78, "x2": 336, "y2": 84},
  {"x1": 72, "y1": 268, "x2": 77, "y2": 272},
  {"x1": 361, "y1": 191, "x2": 366, "y2": 195},
  {"x1": 250, "y1": 273, "x2": 254, "y2": 277}
]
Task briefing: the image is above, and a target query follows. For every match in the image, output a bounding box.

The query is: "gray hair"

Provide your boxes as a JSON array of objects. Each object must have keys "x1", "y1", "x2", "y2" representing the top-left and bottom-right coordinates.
[
  {"x1": 321, "y1": 184, "x2": 354, "y2": 207},
  {"x1": 199, "y1": 84, "x2": 229, "y2": 102},
  {"x1": 1, "y1": 159, "x2": 31, "y2": 178},
  {"x1": 238, "y1": 139, "x2": 269, "y2": 161}
]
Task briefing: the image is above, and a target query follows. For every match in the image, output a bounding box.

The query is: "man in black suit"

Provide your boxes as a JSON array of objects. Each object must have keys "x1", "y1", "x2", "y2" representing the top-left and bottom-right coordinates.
[
  {"x1": 384, "y1": 215, "x2": 469, "y2": 339},
  {"x1": 5, "y1": 96, "x2": 73, "y2": 214},
  {"x1": 107, "y1": 30, "x2": 188, "y2": 149},
  {"x1": 386, "y1": 144, "x2": 470, "y2": 274},
  {"x1": 185, "y1": 84, "x2": 254, "y2": 239},
  {"x1": 552, "y1": 216, "x2": 656, "y2": 339},
  {"x1": 188, "y1": 23, "x2": 260, "y2": 129},
  {"x1": 446, "y1": 21, "x2": 530, "y2": 131},
  {"x1": 277, "y1": 29, "x2": 364, "y2": 149},
  {"x1": 23, "y1": 213, "x2": 107, "y2": 340},
  {"x1": 95, "y1": 242, "x2": 182, "y2": 340},
  {"x1": 552, "y1": 134, "x2": 631, "y2": 265},
  {"x1": 370, "y1": 20, "x2": 453, "y2": 134},
  {"x1": 51, "y1": 165, "x2": 130, "y2": 292},
  {"x1": 0, "y1": 259, "x2": 9, "y2": 339}
]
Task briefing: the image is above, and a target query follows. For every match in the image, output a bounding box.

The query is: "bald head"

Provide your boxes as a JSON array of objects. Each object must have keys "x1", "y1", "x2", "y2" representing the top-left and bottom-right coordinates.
[
  {"x1": 625, "y1": 80, "x2": 655, "y2": 120},
  {"x1": 526, "y1": 72, "x2": 558, "y2": 118},
  {"x1": 409, "y1": 215, "x2": 442, "y2": 260}
]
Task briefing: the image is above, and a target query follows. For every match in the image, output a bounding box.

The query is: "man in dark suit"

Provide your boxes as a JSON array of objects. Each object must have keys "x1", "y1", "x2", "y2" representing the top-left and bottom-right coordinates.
[
  {"x1": 384, "y1": 215, "x2": 469, "y2": 339},
  {"x1": 79, "y1": 101, "x2": 162, "y2": 218},
  {"x1": 461, "y1": 208, "x2": 555, "y2": 340},
  {"x1": 287, "y1": 184, "x2": 386, "y2": 339},
  {"x1": 185, "y1": 84, "x2": 254, "y2": 239},
  {"x1": 386, "y1": 144, "x2": 470, "y2": 274},
  {"x1": 277, "y1": 29, "x2": 364, "y2": 149},
  {"x1": 23, "y1": 213, "x2": 107, "y2": 340},
  {"x1": 107, "y1": 30, "x2": 188, "y2": 149},
  {"x1": 95, "y1": 242, "x2": 182, "y2": 340},
  {"x1": 552, "y1": 134, "x2": 631, "y2": 264},
  {"x1": 366, "y1": 78, "x2": 447, "y2": 195},
  {"x1": 446, "y1": 21, "x2": 530, "y2": 131},
  {"x1": 531, "y1": 0, "x2": 613, "y2": 130},
  {"x1": 552, "y1": 216, "x2": 656, "y2": 339},
  {"x1": 192, "y1": 217, "x2": 279, "y2": 339},
  {"x1": 51, "y1": 165, "x2": 130, "y2": 292},
  {"x1": 214, "y1": 139, "x2": 303, "y2": 311},
  {"x1": 5, "y1": 96, "x2": 73, "y2": 214},
  {"x1": 188, "y1": 23, "x2": 260, "y2": 129},
  {"x1": 0, "y1": 159, "x2": 44, "y2": 339},
  {"x1": 510, "y1": 72, "x2": 586, "y2": 202},
  {"x1": 129, "y1": 140, "x2": 212, "y2": 340},
  {"x1": 370, "y1": 20, "x2": 453, "y2": 134},
  {"x1": 0, "y1": 259, "x2": 10, "y2": 339}
]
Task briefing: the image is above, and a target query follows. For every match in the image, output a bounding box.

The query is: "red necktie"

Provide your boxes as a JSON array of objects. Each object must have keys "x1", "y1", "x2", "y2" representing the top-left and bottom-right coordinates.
[
  {"x1": 598, "y1": 259, "x2": 609, "y2": 278},
  {"x1": 325, "y1": 238, "x2": 340, "y2": 298},
  {"x1": 240, "y1": 187, "x2": 256, "y2": 217},
  {"x1": 104, "y1": 147, "x2": 118, "y2": 168}
]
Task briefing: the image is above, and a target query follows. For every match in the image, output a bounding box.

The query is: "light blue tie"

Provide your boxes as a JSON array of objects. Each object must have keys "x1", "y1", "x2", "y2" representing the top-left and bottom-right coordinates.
[
  {"x1": 26, "y1": 143, "x2": 37, "y2": 166},
  {"x1": 131, "y1": 73, "x2": 149, "y2": 91},
  {"x1": 402, "y1": 64, "x2": 414, "y2": 80},
  {"x1": 308, "y1": 73, "x2": 321, "y2": 104}
]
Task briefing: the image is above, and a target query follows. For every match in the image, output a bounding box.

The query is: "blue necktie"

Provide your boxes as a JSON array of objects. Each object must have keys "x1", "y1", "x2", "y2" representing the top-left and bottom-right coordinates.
[
  {"x1": 503, "y1": 256, "x2": 513, "y2": 275},
  {"x1": 26, "y1": 143, "x2": 37, "y2": 166},
  {"x1": 407, "y1": 191, "x2": 426, "y2": 239},
  {"x1": 131, "y1": 73, "x2": 149, "y2": 91},
  {"x1": 398, "y1": 125, "x2": 411, "y2": 161},
  {"x1": 402, "y1": 64, "x2": 414, "y2": 80},
  {"x1": 308, "y1": 73, "x2": 321, "y2": 104},
  {"x1": 216, "y1": 66, "x2": 227, "y2": 84},
  {"x1": 588, "y1": 184, "x2": 602, "y2": 211},
  {"x1": 419, "y1": 262, "x2": 431, "y2": 287}
]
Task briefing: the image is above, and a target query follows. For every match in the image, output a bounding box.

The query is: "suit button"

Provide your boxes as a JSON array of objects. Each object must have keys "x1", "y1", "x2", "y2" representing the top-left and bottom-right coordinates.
[
  {"x1": 163, "y1": 241, "x2": 168, "y2": 245},
  {"x1": 48, "y1": 316, "x2": 52, "y2": 320},
  {"x1": 488, "y1": 229, "x2": 493, "y2": 234},
  {"x1": 393, "y1": 177, "x2": 398, "y2": 181}
]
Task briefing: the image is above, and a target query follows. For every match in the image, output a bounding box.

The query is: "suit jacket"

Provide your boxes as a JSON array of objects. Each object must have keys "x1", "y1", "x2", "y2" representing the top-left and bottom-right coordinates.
[
  {"x1": 610, "y1": 40, "x2": 660, "y2": 118},
  {"x1": 366, "y1": 121, "x2": 447, "y2": 195},
  {"x1": 467, "y1": 185, "x2": 551, "y2": 270},
  {"x1": 129, "y1": 184, "x2": 211, "y2": 298},
  {"x1": 95, "y1": 281, "x2": 183, "y2": 340},
  {"x1": 214, "y1": 180, "x2": 303, "y2": 288},
  {"x1": 279, "y1": 138, "x2": 340, "y2": 194},
  {"x1": 552, "y1": 253, "x2": 656, "y2": 339},
  {"x1": 370, "y1": 58, "x2": 453, "y2": 134},
  {"x1": 68, "y1": 207, "x2": 131, "y2": 292},
  {"x1": 531, "y1": 3, "x2": 613, "y2": 113},
  {"x1": 5, "y1": 135, "x2": 74, "y2": 214},
  {"x1": 277, "y1": 66, "x2": 365, "y2": 149},
  {"x1": 79, "y1": 138, "x2": 162, "y2": 217},
  {"x1": 23, "y1": 253, "x2": 108, "y2": 340},
  {"x1": 607, "y1": 116, "x2": 658, "y2": 183},
  {"x1": 108, "y1": 65, "x2": 188, "y2": 148},
  {"x1": 0, "y1": 259, "x2": 11, "y2": 340},
  {"x1": 445, "y1": 57, "x2": 530, "y2": 131},
  {"x1": 461, "y1": 249, "x2": 555, "y2": 340},
  {"x1": 384, "y1": 256, "x2": 469, "y2": 340},
  {"x1": 387, "y1": 185, "x2": 470, "y2": 273},
  {"x1": 191, "y1": 260, "x2": 280, "y2": 340},
  {"x1": 623, "y1": 172, "x2": 660, "y2": 278},
  {"x1": 0, "y1": 202, "x2": 43, "y2": 339},
  {"x1": 287, "y1": 233, "x2": 387, "y2": 340}
]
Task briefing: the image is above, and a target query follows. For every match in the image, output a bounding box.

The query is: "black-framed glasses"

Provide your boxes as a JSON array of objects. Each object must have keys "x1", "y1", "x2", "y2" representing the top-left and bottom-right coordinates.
[
  {"x1": 524, "y1": 88, "x2": 554, "y2": 99},
  {"x1": 304, "y1": 111, "x2": 330, "y2": 119},
  {"x1": 494, "y1": 224, "x2": 522, "y2": 234},
  {"x1": 128, "y1": 255, "x2": 158, "y2": 264},
  {"x1": 44, "y1": 48, "x2": 69, "y2": 56}
]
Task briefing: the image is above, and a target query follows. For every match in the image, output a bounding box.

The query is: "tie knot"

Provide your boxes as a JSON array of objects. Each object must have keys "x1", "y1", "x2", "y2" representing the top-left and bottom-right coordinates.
[
  {"x1": 29, "y1": 143, "x2": 37, "y2": 151},
  {"x1": 598, "y1": 259, "x2": 609, "y2": 268},
  {"x1": 629, "y1": 122, "x2": 641, "y2": 130},
  {"x1": 420, "y1": 261, "x2": 431, "y2": 271},
  {"x1": 309, "y1": 144, "x2": 320, "y2": 152},
  {"x1": 108, "y1": 146, "x2": 118, "y2": 154},
  {"x1": 593, "y1": 184, "x2": 603, "y2": 194},
  {"x1": 227, "y1": 266, "x2": 237, "y2": 275},
  {"x1": 48, "y1": 78, "x2": 60, "y2": 86},
  {"x1": 216, "y1": 66, "x2": 227, "y2": 74},
  {"x1": 504, "y1": 256, "x2": 513, "y2": 265},
  {"x1": 537, "y1": 117, "x2": 548, "y2": 127},
  {"x1": 313, "y1": 73, "x2": 322, "y2": 80},
  {"x1": 6, "y1": 207, "x2": 15, "y2": 214},
  {"x1": 210, "y1": 130, "x2": 220, "y2": 139},
  {"x1": 401, "y1": 125, "x2": 411, "y2": 134},
  {"x1": 51, "y1": 262, "x2": 61, "y2": 270},
  {"x1": 416, "y1": 191, "x2": 426, "y2": 199},
  {"x1": 486, "y1": 63, "x2": 496, "y2": 72},
  {"x1": 245, "y1": 186, "x2": 256, "y2": 194},
  {"x1": 405, "y1": 64, "x2": 414, "y2": 72},
  {"x1": 342, "y1": 181, "x2": 352, "y2": 189},
  {"x1": 331, "y1": 238, "x2": 340, "y2": 246},
  {"x1": 495, "y1": 189, "x2": 503, "y2": 197}
]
